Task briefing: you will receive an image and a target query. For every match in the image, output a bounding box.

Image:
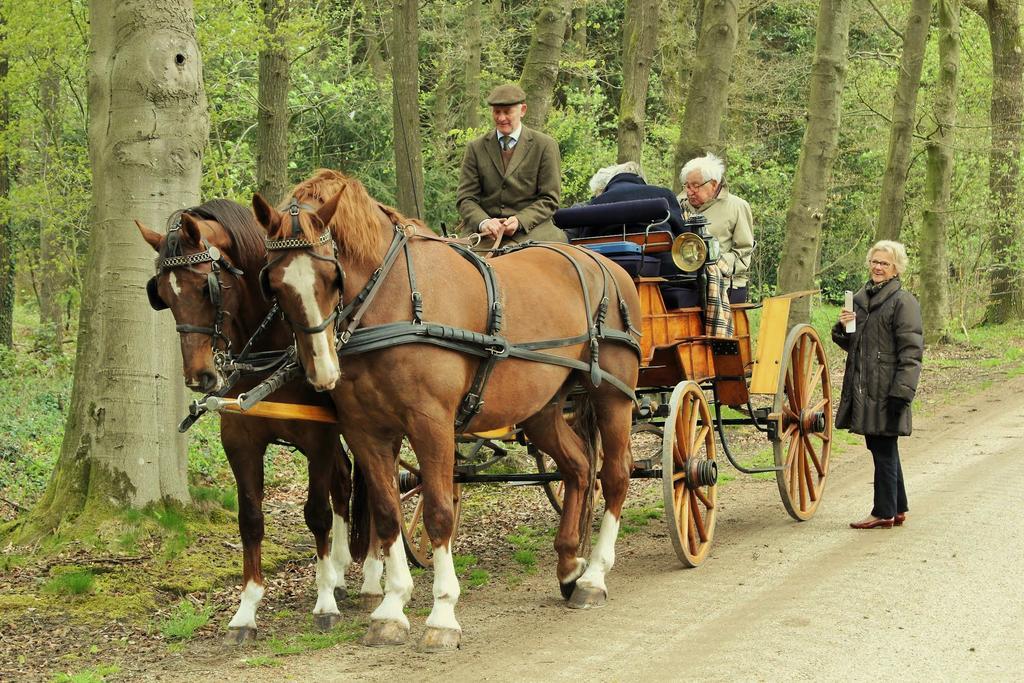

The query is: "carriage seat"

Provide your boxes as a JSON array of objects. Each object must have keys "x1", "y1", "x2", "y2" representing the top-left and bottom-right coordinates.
[{"x1": 554, "y1": 199, "x2": 700, "y2": 307}]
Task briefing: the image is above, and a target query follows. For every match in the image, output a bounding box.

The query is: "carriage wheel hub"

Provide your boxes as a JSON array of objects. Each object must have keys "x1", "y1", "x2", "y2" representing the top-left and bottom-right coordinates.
[
  {"x1": 799, "y1": 410, "x2": 826, "y2": 435},
  {"x1": 685, "y1": 457, "x2": 718, "y2": 488}
]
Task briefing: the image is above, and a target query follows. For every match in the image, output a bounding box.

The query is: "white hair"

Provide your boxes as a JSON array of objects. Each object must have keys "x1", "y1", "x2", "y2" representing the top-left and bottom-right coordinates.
[
  {"x1": 588, "y1": 161, "x2": 645, "y2": 196},
  {"x1": 679, "y1": 153, "x2": 725, "y2": 185},
  {"x1": 867, "y1": 240, "x2": 909, "y2": 275}
]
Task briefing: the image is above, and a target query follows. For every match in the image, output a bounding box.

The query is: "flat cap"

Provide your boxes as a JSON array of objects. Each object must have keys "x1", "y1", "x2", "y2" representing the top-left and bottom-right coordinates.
[{"x1": 487, "y1": 84, "x2": 527, "y2": 106}]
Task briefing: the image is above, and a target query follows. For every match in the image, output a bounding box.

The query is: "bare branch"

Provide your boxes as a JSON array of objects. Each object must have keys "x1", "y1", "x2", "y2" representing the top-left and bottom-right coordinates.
[
  {"x1": 962, "y1": 0, "x2": 987, "y2": 20},
  {"x1": 865, "y1": 0, "x2": 904, "y2": 40}
]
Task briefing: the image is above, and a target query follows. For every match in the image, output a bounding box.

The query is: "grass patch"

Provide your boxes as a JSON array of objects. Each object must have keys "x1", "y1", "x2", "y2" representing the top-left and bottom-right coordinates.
[
  {"x1": 467, "y1": 568, "x2": 490, "y2": 587},
  {"x1": 512, "y1": 549, "x2": 537, "y2": 572},
  {"x1": 51, "y1": 664, "x2": 121, "y2": 683},
  {"x1": 265, "y1": 625, "x2": 362, "y2": 656},
  {"x1": 43, "y1": 569, "x2": 95, "y2": 596},
  {"x1": 244, "y1": 656, "x2": 283, "y2": 668},
  {"x1": 160, "y1": 600, "x2": 214, "y2": 641},
  {"x1": 453, "y1": 554, "x2": 478, "y2": 574}
]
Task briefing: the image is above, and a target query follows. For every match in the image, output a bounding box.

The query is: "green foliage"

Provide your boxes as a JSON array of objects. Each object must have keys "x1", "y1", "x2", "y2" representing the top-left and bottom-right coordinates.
[
  {"x1": 43, "y1": 569, "x2": 95, "y2": 596},
  {"x1": 51, "y1": 664, "x2": 121, "y2": 683},
  {"x1": 159, "y1": 600, "x2": 214, "y2": 641}
]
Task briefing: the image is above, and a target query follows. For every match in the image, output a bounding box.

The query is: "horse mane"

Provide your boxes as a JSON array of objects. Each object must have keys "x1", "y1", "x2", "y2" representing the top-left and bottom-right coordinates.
[
  {"x1": 277, "y1": 169, "x2": 425, "y2": 267},
  {"x1": 159, "y1": 199, "x2": 265, "y2": 273}
]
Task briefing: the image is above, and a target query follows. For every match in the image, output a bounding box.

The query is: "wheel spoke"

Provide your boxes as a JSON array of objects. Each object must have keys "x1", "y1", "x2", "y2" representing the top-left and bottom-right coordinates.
[
  {"x1": 797, "y1": 438, "x2": 808, "y2": 511},
  {"x1": 693, "y1": 485, "x2": 713, "y2": 509},
  {"x1": 400, "y1": 484, "x2": 422, "y2": 503},
  {"x1": 803, "y1": 364, "x2": 823, "y2": 405},
  {"x1": 691, "y1": 424, "x2": 710, "y2": 457},
  {"x1": 689, "y1": 493, "x2": 708, "y2": 543},
  {"x1": 687, "y1": 499, "x2": 699, "y2": 556},
  {"x1": 803, "y1": 434, "x2": 824, "y2": 476},
  {"x1": 673, "y1": 471, "x2": 687, "y2": 483},
  {"x1": 802, "y1": 446, "x2": 818, "y2": 503}
]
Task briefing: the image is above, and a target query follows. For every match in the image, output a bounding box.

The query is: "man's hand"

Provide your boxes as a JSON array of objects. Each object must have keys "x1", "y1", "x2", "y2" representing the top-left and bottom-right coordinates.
[
  {"x1": 479, "y1": 218, "x2": 505, "y2": 238},
  {"x1": 500, "y1": 215, "x2": 520, "y2": 235}
]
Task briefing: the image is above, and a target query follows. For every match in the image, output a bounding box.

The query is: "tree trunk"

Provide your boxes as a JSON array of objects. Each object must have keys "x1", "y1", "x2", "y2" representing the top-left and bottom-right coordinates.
[
  {"x1": 39, "y1": 67, "x2": 65, "y2": 351},
  {"x1": 256, "y1": 0, "x2": 290, "y2": 205},
  {"x1": 0, "y1": 32, "x2": 13, "y2": 348},
  {"x1": 776, "y1": 0, "x2": 851, "y2": 323},
  {"x1": 464, "y1": 0, "x2": 483, "y2": 128},
  {"x1": 920, "y1": 0, "x2": 959, "y2": 344},
  {"x1": 661, "y1": 0, "x2": 694, "y2": 136},
  {"x1": 361, "y1": 0, "x2": 388, "y2": 81},
  {"x1": 616, "y1": 0, "x2": 659, "y2": 163},
  {"x1": 671, "y1": 0, "x2": 739, "y2": 193},
  {"x1": 392, "y1": 0, "x2": 426, "y2": 218},
  {"x1": 875, "y1": 0, "x2": 931, "y2": 242},
  {"x1": 976, "y1": 0, "x2": 1024, "y2": 322},
  {"x1": 520, "y1": 0, "x2": 571, "y2": 129},
  {"x1": 25, "y1": 0, "x2": 208, "y2": 537}
]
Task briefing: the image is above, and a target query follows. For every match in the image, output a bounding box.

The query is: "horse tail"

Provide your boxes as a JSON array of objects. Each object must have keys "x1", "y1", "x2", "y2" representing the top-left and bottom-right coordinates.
[
  {"x1": 570, "y1": 391, "x2": 601, "y2": 554},
  {"x1": 348, "y1": 458, "x2": 371, "y2": 564}
]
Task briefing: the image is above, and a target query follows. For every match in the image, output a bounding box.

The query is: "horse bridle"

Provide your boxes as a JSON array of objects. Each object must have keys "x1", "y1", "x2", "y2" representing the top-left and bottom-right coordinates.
[
  {"x1": 147, "y1": 212, "x2": 244, "y2": 364},
  {"x1": 261, "y1": 198, "x2": 346, "y2": 337}
]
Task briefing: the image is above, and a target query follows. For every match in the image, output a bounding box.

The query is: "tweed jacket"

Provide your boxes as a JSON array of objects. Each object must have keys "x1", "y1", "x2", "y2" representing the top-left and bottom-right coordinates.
[
  {"x1": 831, "y1": 277, "x2": 924, "y2": 436},
  {"x1": 680, "y1": 188, "x2": 754, "y2": 288},
  {"x1": 456, "y1": 126, "x2": 565, "y2": 244}
]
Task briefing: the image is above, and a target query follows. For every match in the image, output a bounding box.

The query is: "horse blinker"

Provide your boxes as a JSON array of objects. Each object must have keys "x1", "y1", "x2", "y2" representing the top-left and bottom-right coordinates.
[{"x1": 147, "y1": 277, "x2": 169, "y2": 311}]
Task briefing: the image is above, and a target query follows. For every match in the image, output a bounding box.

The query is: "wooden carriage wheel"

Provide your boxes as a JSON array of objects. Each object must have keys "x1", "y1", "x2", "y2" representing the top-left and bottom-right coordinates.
[
  {"x1": 661, "y1": 381, "x2": 718, "y2": 568},
  {"x1": 397, "y1": 457, "x2": 462, "y2": 568},
  {"x1": 772, "y1": 324, "x2": 833, "y2": 521}
]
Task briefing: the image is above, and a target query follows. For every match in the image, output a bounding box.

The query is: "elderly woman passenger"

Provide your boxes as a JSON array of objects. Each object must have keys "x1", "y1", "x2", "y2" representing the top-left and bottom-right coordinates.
[
  {"x1": 678, "y1": 153, "x2": 754, "y2": 303},
  {"x1": 833, "y1": 240, "x2": 923, "y2": 529},
  {"x1": 587, "y1": 161, "x2": 685, "y2": 234}
]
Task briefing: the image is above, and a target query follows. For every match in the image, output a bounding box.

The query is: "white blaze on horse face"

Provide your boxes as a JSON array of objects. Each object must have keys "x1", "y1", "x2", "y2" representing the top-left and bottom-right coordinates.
[
  {"x1": 330, "y1": 514, "x2": 352, "y2": 588},
  {"x1": 576, "y1": 510, "x2": 620, "y2": 595},
  {"x1": 227, "y1": 580, "x2": 264, "y2": 629},
  {"x1": 281, "y1": 255, "x2": 340, "y2": 388},
  {"x1": 369, "y1": 540, "x2": 413, "y2": 629},
  {"x1": 169, "y1": 272, "x2": 183, "y2": 299},
  {"x1": 425, "y1": 543, "x2": 462, "y2": 633}
]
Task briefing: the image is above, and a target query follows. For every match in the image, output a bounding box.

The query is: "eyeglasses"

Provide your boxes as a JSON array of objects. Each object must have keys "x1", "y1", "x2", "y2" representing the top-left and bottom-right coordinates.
[
  {"x1": 684, "y1": 179, "x2": 712, "y2": 191},
  {"x1": 869, "y1": 259, "x2": 893, "y2": 268}
]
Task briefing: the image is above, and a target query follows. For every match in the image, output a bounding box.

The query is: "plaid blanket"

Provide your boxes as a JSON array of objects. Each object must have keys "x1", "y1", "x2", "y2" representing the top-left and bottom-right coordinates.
[{"x1": 704, "y1": 263, "x2": 734, "y2": 338}]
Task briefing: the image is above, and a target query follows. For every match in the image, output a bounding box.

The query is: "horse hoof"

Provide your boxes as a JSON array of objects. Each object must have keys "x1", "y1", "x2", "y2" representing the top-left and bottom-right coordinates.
[
  {"x1": 418, "y1": 626, "x2": 461, "y2": 652},
  {"x1": 567, "y1": 584, "x2": 607, "y2": 610},
  {"x1": 314, "y1": 612, "x2": 342, "y2": 632},
  {"x1": 361, "y1": 619, "x2": 409, "y2": 647},
  {"x1": 224, "y1": 626, "x2": 257, "y2": 645},
  {"x1": 559, "y1": 579, "x2": 578, "y2": 601},
  {"x1": 358, "y1": 593, "x2": 383, "y2": 611}
]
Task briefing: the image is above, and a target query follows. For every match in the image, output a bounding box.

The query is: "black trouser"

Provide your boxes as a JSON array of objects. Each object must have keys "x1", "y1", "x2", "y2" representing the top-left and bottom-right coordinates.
[
  {"x1": 727, "y1": 285, "x2": 748, "y2": 304},
  {"x1": 865, "y1": 434, "x2": 908, "y2": 519}
]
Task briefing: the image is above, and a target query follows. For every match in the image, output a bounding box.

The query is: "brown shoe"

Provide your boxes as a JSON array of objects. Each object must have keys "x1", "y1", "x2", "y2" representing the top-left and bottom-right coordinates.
[
  {"x1": 849, "y1": 517, "x2": 894, "y2": 529},
  {"x1": 894, "y1": 513, "x2": 906, "y2": 526}
]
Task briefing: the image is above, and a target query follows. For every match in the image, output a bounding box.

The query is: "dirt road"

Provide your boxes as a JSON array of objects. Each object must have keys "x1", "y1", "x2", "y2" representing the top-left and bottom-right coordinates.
[{"x1": 168, "y1": 375, "x2": 1024, "y2": 682}]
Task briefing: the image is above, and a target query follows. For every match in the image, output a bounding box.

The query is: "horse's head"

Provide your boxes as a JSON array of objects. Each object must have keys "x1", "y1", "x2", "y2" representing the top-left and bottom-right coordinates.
[
  {"x1": 253, "y1": 192, "x2": 344, "y2": 392},
  {"x1": 137, "y1": 210, "x2": 245, "y2": 393}
]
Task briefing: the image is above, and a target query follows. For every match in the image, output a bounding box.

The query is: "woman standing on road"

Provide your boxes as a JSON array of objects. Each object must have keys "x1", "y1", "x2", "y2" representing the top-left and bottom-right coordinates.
[{"x1": 833, "y1": 240, "x2": 924, "y2": 529}]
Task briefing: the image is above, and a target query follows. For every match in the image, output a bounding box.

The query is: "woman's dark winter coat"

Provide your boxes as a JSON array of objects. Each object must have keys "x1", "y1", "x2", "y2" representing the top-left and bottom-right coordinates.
[{"x1": 832, "y1": 277, "x2": 924, "y2": 436}]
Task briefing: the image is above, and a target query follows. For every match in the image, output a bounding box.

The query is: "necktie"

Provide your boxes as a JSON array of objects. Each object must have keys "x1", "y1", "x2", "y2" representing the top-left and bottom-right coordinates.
[{"x1": 500, "y1": 135, "x2": 512, "y2": 151}]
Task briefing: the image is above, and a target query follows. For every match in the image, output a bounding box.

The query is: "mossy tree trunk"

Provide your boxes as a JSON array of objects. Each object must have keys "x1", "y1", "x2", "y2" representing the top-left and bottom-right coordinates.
[
  {"x1": 392, "y1": 0, "x2": 425, "y2": 218},
  {"x1": 25, "y1": 0, "x2": 208, "y2": 538},
  {"x1": 660, "y1": 0, "x2": 695, "y2": 152},
  {"x1": 616, "y1": 0, "x2": 659, "y2": 163},
  {"x1": 0, "y1": 30, "x2": 13, "y2": 349},
  {"x1": 256, "y1": 0, "x2": 290, "y2": 205},
  {"x1": 875, "y1": 0, "x2": 932, "y2": 242},
  {"x1": 671, "y1": 0, "x2": 739, "y2": 193},
  {"x1": 38, "y1": 65, "x2": 65, "y2": 352},
  {"x1": 463, "y1": 0, "x2": 483, "y2": 128},
  {"x1": 520, "y1": 0, "x2": 571, "y2": 129},
  {"x1": 966, "y1": 0, "x2": 1024, "y2": 322},
  {"x1": 776, "y1": 0, "x2": 851, "y2": 323},
  {"x1": 921, "y1": 0, "x2": 960, "y2": 344}
]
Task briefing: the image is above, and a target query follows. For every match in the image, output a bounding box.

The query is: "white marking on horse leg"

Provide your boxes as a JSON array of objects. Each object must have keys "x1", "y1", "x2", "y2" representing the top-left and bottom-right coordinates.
[
  {"x1": 169, "y1": 271, "x2": 183, "y2": 298},
  {"x1": 312, "y1": 554, "x2": 341, "y2": 615},
  {"x1": 281, "y1": 256, "x2": 340, "y2": 388},
  {"x1": 425, "y1": 543, "x2": 462, "y2": 632},
  {"x1": 369, "y1": 541, "x2": 413, "y2": 629},
  {"x1": 563, "y1": 557, "x2": 588, "y2": 586},
  {"x1": 577, "y1": 510, "x2": 620, "y2": 594},
  {"x1": 360, "y1": 551, "x2": 385, "y2": 600},
  {"x1": 227, "y1": 580, "x2": 265, "y2": 629},
  {"x1": 330, "y1": 514, "x2": 351, "y2": 588}
]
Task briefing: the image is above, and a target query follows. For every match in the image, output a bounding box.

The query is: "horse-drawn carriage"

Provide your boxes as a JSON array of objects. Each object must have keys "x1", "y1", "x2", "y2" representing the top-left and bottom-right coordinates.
[{"x1": 140, "y1": 170, "x2": 832, "y2": 649}]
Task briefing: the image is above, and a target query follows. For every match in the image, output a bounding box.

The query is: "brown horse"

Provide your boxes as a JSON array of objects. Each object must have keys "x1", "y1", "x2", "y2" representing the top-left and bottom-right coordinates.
[
  {"x1": 136, "y1": 199, "x2": 372, "y2": 643},
  {"x1": 252, "y1": 171, "x2": 641, "y2": 651}
]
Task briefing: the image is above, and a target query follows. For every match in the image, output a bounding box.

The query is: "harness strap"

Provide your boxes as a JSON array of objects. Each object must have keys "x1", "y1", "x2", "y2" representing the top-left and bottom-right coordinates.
[{"x1": 336, "y1": 226, "x2": 412, "y2": 345}]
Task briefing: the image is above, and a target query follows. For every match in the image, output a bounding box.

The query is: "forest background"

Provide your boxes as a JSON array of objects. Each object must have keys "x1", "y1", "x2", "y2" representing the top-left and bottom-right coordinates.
[{"x1": 0, "y1": 0, "x2": 1021, "y2": 586}]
